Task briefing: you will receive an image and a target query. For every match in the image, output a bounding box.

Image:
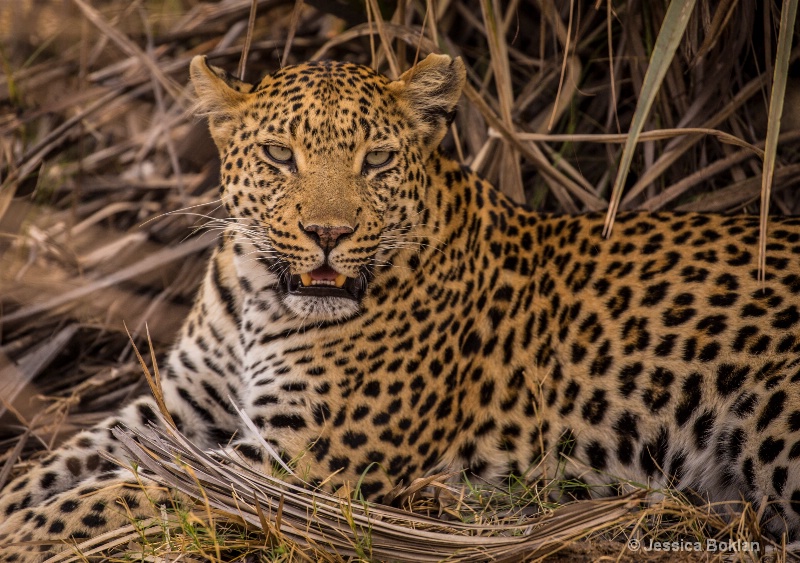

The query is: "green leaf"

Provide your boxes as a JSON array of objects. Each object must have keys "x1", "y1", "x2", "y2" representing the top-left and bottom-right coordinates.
[
  {"x1": 603, "y1": 0, "x2": 697, "y2": 236},
  {"x1": 758, "y1": 0, "x2": 798, "y2": 281}
]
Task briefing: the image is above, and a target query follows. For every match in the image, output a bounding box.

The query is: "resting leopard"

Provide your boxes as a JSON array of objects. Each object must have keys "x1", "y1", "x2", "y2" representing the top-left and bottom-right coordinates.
[{"x1": 2, "y1": 52, "x2": 800, "y2": 560}]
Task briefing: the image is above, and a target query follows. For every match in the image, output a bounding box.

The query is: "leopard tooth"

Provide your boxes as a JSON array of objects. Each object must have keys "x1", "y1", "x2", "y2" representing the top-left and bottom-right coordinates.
[
  {"x1": 300, "y1": 273, "x2": 312, "y2": 287},
  {"x1": 334, "y1": 274, "x2": 347, "y2": 288}
]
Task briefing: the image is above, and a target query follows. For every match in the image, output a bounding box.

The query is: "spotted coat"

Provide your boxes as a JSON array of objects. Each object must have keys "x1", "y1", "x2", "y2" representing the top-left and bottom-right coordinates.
[{"x1": 2, "y1": 54, "x2": 800, "y2": 560}]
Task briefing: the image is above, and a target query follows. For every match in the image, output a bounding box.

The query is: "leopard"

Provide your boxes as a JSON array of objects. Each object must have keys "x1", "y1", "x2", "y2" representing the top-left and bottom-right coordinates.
[{"x1": 2, "y1": 52, "x2": 800, "y2": 561}]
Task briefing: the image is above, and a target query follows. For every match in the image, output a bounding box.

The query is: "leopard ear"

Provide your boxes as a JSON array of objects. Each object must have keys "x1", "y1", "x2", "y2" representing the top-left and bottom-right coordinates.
[
  {"x1": 390, "y1": 54, "x2": 466, "y2": 150},
  {"x1": 190, "y1": 55, "x2": 253, "y2": 149}
]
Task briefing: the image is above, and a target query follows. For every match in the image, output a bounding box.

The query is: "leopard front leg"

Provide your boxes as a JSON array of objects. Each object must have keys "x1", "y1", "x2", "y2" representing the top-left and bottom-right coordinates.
[
  {"x1": 0, "y1": 395, "x2": 168, "y2": 527},
  {"x1": 1, "y1": 247, "x2": 247, "y2": 524},
  {"x1": 1, "y1": 367, "x2": 240, "y2": 527},
  {"x1": 0, "y1": 472, "x2": 188, "y2": 563}
]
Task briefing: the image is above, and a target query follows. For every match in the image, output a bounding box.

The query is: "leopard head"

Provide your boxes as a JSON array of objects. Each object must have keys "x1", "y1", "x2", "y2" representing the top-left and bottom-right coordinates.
[{"x1": 190, "y1": 54, "x2": 465, "y2": 321}]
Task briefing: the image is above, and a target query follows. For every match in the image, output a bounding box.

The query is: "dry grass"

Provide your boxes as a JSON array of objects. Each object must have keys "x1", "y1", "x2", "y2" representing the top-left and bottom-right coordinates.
[
  {"x1": 104, "y1": 417, "x2": 769, "y2": 562},
  {"x1": 1, "y1": 0, "x2": 799, "y2": 560}
]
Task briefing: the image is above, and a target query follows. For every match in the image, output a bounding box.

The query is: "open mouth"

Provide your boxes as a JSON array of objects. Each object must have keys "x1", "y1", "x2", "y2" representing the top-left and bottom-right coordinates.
[{"x1": 281, "y1": 265, "x2": 367, "y2": 301}]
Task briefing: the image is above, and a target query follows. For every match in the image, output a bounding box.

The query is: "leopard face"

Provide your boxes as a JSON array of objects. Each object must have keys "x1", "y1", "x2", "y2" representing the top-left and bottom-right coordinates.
[{"x1": 191, "y1": 56, "x2": 465, "y2": 322}]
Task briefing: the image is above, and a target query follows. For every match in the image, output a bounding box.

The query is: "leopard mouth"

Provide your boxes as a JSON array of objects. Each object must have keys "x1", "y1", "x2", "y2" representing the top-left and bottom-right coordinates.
[{"x1": 281, "y1": 265, "x2": 367, "y2": 301}]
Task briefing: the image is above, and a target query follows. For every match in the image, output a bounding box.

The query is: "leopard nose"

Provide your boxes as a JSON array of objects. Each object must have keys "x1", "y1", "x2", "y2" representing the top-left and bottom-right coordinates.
[{"x1": 302, "y1": 223, "x2": 354, "y2": 252}]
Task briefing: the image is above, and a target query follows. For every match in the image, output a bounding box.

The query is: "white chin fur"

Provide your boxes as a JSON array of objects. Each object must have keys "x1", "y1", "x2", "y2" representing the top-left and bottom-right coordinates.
[{"x1": 283, "y1": 294, "x2": 361, "y2": 322}]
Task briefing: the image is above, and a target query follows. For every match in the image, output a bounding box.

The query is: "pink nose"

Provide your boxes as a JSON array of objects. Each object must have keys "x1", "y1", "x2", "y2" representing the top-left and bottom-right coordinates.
[{"x1": 303, "y1": 224, "x2": 354, "y2": 252}]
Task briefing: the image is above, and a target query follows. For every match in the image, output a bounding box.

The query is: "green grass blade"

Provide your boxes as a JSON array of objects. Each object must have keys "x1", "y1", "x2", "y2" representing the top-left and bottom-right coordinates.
[
  {"x1": 603, "y1": 0, "x2": 697, "y2": 236},
  {"x1": 758, "y1": 0, "x2": 798, "y2": 282}
]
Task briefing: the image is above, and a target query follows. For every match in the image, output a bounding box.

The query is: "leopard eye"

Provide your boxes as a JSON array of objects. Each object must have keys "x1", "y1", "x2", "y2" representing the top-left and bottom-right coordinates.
[
  {"x1": 364, "y1": 150, "x2": 393, "y2": 168},
  {"x1": 264, "y1": 144, "x2": 293, "y2": 164}
]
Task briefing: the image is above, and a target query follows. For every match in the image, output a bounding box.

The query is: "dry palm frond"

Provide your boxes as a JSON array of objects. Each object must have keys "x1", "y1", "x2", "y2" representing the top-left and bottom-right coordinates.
[
  {"x1": 104, "y1": 409, "x2": 775, "y2": 562},
  {"x1": 110, "y1": 418, "x2": 648, "y2": 562}
]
